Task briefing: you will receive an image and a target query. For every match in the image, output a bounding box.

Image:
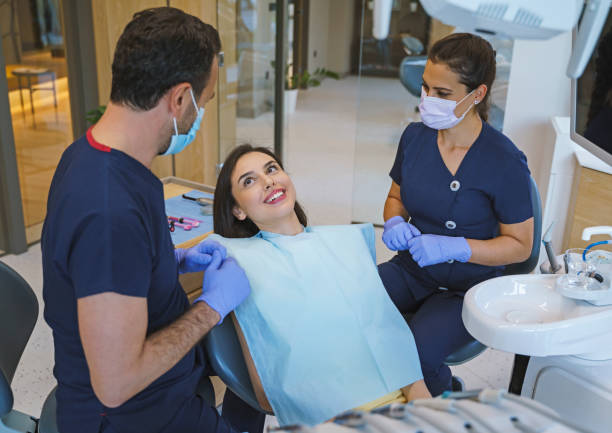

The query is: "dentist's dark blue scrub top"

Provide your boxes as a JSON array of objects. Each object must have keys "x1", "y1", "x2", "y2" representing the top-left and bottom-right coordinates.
[
  {"x1": 389, "y1": 120, "x2": 533, "y2": 292},
  {"x1": 41, "y1": 129, "x2": 216, "y2": 433}
]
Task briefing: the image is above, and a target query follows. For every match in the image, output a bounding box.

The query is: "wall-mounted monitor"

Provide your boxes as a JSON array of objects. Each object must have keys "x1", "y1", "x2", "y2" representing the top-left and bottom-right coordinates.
[{"x1": 571, "y1": 8, "x2": 612, "y2": 166}]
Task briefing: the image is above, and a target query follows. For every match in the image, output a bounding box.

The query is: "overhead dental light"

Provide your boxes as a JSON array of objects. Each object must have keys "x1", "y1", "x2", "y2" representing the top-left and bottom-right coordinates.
[
  {"x1": 372, "y1": 0, "x2": 393, "y2": 40},
  {"x1": 373, "y1": 0, "x2": 612, "y2": 78}
]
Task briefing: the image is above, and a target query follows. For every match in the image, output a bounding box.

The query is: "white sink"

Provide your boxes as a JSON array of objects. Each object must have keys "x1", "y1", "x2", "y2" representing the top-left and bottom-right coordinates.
[{"x1": 462, "y1": 274, "x2": 612, "y2": 360}]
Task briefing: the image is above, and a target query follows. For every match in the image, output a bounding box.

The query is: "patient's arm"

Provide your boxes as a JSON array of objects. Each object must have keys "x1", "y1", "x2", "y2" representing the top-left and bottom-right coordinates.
[
  {"x1": 401, "y1": 380, "x2": 431, "y2": 400},
  {"x1": 232, "y1": 314, "x2": 274, "y2": 412}
]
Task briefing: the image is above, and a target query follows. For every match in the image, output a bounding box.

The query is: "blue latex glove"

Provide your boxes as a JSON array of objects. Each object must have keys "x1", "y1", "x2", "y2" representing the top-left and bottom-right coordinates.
[
  {"x1": 407, "y1": 234, "x2": 472, "y2": 267},
  {"x1": 175, "y1": 239, "x2": 227, "y2": 274},
  {"x1": 382, "y1": 216, "x2": 421, "y2": 251},
  {"x1": 195, "y1": 251, "x2": 251, "y2": 324}
]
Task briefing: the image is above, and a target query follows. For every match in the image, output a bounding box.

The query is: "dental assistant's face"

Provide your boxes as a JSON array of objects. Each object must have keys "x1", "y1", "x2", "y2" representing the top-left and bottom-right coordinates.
[
  {"x1": 231, "y1": 151, "x2": 298, "y2": 230},
  {"x1": 422, "y1": 60, "x2": 477, "y2": 118}
]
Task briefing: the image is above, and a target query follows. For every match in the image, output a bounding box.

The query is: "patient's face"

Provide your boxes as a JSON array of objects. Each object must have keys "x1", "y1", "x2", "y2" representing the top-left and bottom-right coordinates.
[{"x1": 231, "y1": 152, "x2": 298, "y2": 229}]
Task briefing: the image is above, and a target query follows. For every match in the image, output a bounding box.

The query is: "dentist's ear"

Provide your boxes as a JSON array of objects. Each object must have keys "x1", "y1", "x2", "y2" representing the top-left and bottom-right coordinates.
[{"x1": 232, "y1": 206, "x2": 247, "y2": 221}]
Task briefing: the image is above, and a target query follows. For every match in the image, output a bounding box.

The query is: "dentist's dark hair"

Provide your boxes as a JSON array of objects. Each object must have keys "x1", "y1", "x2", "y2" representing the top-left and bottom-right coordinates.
[
  {"x1": 214, "y1": 144, "x2": 308, "y2": 238},
  {"x1": 110, "y1": 7, "x2": 221, "y2": 111},
  {"x1": 428, "y1": 32, "x2": 496, "y2": 122}
]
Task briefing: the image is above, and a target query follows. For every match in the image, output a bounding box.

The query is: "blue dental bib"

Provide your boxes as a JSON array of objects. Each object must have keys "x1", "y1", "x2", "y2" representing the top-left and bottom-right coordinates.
[{"x1": 208, "y1": 224, "x2": 423, "y2": 426}]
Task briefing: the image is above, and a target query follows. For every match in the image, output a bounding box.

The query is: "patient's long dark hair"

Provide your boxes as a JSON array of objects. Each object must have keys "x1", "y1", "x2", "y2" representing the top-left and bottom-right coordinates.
[{"x1": 213, "y1": 144, "x2": 308, "y2": 238}]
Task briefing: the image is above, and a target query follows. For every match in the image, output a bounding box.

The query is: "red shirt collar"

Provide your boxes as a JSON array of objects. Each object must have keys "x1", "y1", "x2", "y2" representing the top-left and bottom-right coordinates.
[{"x1": 86, "y1": 126, "x2": 111, "y2": 153}]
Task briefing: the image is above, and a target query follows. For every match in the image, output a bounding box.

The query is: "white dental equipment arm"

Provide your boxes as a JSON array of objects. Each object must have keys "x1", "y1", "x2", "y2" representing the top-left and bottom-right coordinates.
[
  {"x1": 373, "y1": 0, "x2": 612, "y2": 78},
  {"x1": 582, "y1": 226, "x2": 612, "y2": 241},
  {"x1": 372, "y1": 0, "x2": 392, "y2": 40}
]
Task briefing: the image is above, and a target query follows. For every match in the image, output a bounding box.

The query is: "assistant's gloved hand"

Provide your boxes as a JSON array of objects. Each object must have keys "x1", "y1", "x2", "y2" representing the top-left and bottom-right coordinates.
[
  {"x1": 175, "y1": 239, "x2": 227, "y2": 274},
  {"x1": 195, "y1": 250, "x2": 251, "y2": 324},
  {"x1": 407, "y1": 234, "x2": 472, "y2": 267},
  {"x1": 382, "y1": 216, "x2": 422, "y2": 251}
]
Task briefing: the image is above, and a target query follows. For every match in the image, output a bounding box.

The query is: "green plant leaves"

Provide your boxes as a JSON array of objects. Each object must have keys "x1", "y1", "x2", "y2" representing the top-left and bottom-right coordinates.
[{"x1": 86, "y1": 105, "x2": 106, "y2": 125}]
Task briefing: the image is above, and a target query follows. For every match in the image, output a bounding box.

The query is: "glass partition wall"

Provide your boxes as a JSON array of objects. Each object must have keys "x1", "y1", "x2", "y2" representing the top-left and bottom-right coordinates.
[
  {"x1": 351, "y1": 0, "x2": 513, "y2": 225},
  {"x1": 217, "y1": 0, "x2": 289, "y2": 167},
  {"x1": 1, "y1": 0, "x2": 73, "y2": 244}
]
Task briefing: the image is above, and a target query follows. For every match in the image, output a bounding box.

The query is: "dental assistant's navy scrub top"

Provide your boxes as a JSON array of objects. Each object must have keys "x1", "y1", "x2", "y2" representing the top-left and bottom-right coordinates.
[
  {"x1": 41, "y1": 129, "x2": 223, "y2": 433},
  {"x1": 389, "y1": 120, "x2": 533, "y2": 292},
  {"x1": 379, "y1": 120, "x2": 533, "y2": 396}
]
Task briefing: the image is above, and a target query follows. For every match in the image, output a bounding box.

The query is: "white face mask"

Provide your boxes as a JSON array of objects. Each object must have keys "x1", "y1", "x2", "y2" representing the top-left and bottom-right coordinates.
[{"x1": 419, "y1": 87, "x2": 478, "y2": 130}]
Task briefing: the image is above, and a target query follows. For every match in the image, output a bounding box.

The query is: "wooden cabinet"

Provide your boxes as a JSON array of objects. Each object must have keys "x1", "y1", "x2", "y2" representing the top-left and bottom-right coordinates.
[
  {"x1": 91, "y1": 0, "x2": 220, "y2": 184},
  {"x1": 564, "y1": 166, "x2": 612, "y2": 251}
]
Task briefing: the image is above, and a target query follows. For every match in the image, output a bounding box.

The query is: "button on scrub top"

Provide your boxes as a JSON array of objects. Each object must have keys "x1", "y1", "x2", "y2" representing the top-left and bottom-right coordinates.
[{"x1": 389, "y1": 121, "x2": 533, "y2": 291}]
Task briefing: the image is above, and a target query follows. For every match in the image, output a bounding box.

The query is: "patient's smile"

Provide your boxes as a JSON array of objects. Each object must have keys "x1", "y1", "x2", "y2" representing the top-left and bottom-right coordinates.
[{"x1": 264, "y1": 189, "x2": 286, "y2": 204}]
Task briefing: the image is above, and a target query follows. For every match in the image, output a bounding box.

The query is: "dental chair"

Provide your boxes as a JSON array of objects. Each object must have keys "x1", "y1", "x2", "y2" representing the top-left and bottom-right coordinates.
[
  {"x1": 204, "y1": 177, "x2": 542, "y2": 410},
  {"x1": 443, "y1": 175, "x2": 542, "y2": 381},
  {"x1": 399, "y1": 56, "x2": 427, "y2": 98},
  {"x1": 0, "y1": 261, "x2": 59, "y2": 433}
]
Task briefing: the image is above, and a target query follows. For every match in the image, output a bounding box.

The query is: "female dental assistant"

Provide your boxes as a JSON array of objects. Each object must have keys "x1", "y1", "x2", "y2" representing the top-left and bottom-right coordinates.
[{"x1": 378, "y1": 33, "x2": 534, "y2": 396}]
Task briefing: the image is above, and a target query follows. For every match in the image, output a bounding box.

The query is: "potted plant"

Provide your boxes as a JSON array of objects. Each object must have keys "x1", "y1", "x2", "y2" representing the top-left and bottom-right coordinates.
[
  {"x1": 273, "y1": 61, "x2": 340, "y2": 114},
  {"x1": 286, "y1": 68, "x2": 340, "y2": 113},
  {"x1": 86, "y1": 105, "x2": 106, "y2": 125}
]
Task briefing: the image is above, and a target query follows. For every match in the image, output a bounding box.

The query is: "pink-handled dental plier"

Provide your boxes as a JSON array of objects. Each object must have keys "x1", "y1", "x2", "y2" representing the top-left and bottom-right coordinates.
[{"x1": 167, "y1": 216, "x2": 203, "y2": 230}]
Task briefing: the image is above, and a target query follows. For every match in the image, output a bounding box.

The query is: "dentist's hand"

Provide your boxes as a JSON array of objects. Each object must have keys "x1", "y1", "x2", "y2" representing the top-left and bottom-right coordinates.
[
  {"x1": 407, "y1": 234, "x2": 472, "y2": 267},
  {"x1": 175, "y1": 240, "x2": 227, "y2": 274},
  {"x1": 195, "y1": 251, "x2": 251, "y2": 324},
  {"x1": 382, "y1": 216, "x2": 421, "y2": 251}
]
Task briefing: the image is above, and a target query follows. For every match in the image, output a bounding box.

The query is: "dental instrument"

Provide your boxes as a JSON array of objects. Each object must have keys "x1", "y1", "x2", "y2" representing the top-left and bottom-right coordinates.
[
  {"x1": 582, "y1": 240, "x2": 611, "y2": 261},
  {"x1": 167, "y1": 217, "x2": 192, "y2": 231},
  {"x1": 182, "y1": 193, "x2": 213, "y2": 206},
  {"x1": 167, "y1": 215, "x2": 202, "y2": 228},
  {"x1": 412, "y1": 398, "x2": 502, "y2": 433},
  {"x1": 478, "y1": 390, "x2": 595, "y2": 433},
  {"x1": 402, "y1": 405, "x2": 465, "y2": 433},
  {"x1": 277, "y1": 388, "x2": 582, "y2": 433},
  {"x1": 540, "y1": 222, "x2": 562, "y2": 274}
]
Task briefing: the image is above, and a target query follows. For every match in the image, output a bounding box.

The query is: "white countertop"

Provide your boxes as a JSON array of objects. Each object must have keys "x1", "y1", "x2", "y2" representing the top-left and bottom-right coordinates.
[{"x1": 573, "y1": 145, "x2": 612, "y2": 175}]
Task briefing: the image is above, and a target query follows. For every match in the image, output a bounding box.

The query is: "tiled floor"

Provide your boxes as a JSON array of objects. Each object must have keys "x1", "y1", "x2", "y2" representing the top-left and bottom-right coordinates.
[{"x1": 1, "y1": 76, "x2": 514, "y2": 419}]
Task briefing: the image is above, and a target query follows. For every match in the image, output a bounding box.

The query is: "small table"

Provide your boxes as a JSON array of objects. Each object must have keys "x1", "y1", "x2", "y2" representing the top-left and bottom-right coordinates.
[
  {"x1": 11, "y1": 67, "x2": 58, "y2": 128},
  {"x1": 162, "y1": 176, "x2": 215, "y2": 301}
]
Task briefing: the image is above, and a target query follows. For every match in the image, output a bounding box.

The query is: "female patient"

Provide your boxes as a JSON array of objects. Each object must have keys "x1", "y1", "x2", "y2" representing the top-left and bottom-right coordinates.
[{"x1": 209, "y1": 144, "x2": 430, "y2": 426}]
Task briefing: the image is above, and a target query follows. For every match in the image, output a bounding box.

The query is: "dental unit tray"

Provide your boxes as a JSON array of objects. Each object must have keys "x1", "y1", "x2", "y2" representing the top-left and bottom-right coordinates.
[
  {"x1": 556, "y1": 249, "x2": 612, "y2": 306},
  {"x1": 556, "y1": 276, "x2": 612, "y2": 306},
  {"x1": 268, "y1": 389, "x2": 583, "y2": 433}
]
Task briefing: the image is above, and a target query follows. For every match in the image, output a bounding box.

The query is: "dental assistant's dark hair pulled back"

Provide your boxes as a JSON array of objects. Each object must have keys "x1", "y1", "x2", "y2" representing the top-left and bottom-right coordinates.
[
  {"x1": 110, "y1": 7, "x2": 221, "y2": 111},
  {"x1": 214, "y1": 144, "x2": 308, "y2": 238},
  {"x1": 428, "y1": 32, "x2": 496, "y2": 121}
]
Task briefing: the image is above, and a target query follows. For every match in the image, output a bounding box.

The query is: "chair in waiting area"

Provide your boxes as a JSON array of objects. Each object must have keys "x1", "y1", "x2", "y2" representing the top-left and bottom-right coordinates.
[
  {"x1": 205, "y1": 177, "x2": 543, "y2": 408},
  {"x1": 0, "y1": 261, "x2": 59, "y2": 433},
  {"x1": 399, "y1": 55, "x2": 427, "y2": 99}
]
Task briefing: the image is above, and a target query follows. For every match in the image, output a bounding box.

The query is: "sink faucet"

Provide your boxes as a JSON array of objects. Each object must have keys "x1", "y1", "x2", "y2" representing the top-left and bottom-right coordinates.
[{"x1": 582, "y1": 226, "x2": 612, "y2": 241}]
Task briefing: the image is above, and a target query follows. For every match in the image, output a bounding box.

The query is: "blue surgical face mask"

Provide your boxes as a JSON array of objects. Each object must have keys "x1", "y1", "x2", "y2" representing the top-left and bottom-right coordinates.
[{"x1": 163, "y1": 88, "x2": 205, "y2": 156}]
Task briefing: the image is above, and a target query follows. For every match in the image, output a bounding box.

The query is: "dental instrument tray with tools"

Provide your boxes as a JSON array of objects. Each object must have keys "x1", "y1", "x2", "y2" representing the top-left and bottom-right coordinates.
[
  {"x1": 164, "y1": 189, "x2": 214, "y2": 246},
  {"x1": 268, "y1": 389, "x2": 583, "y2": 433}
]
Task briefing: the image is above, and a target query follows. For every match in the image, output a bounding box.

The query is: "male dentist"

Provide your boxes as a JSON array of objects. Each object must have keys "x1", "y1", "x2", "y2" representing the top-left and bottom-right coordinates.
[{"x1": 42, "y1": 8, "x2": 264, "y2": 433}]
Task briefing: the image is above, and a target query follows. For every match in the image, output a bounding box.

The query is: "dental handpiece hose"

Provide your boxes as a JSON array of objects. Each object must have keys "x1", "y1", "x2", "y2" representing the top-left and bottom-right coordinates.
[
  {"x1": 541, "y1": 222, "x2": 561, "y2": 273},
  {"x1": 544, "y1": 240, "x2": 561, "y2": 273}
]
